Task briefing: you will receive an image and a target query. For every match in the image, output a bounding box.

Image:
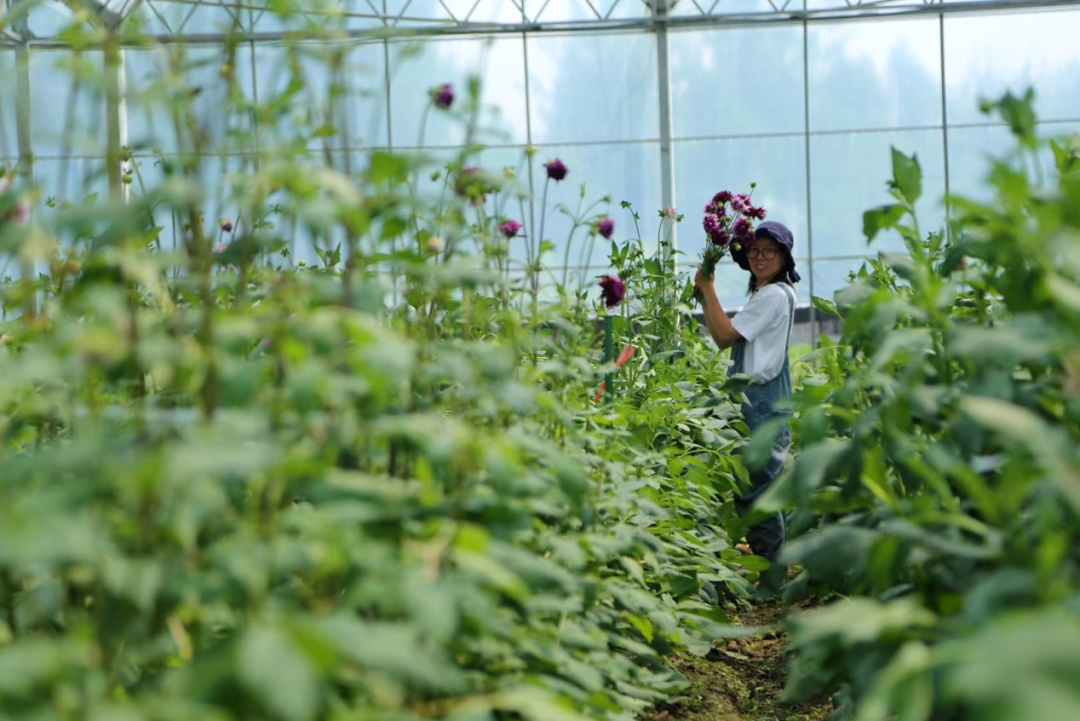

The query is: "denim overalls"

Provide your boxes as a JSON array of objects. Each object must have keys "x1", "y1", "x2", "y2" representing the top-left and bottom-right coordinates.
[{"x1": 730, "y1": 283, "x2": 796, "y2": 563}]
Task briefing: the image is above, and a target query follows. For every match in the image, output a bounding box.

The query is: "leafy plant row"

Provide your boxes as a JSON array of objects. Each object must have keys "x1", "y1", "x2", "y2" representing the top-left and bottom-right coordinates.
[
  {"x1": 0, "y1": 27, "x2": 764, "y2": 719},
  {"x1": 772, "y1": 91, "x2": 1080, "y2": 721}
]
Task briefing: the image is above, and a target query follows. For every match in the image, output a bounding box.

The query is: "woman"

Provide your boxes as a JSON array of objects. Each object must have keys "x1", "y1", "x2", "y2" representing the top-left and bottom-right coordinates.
[{"x1": 694, "y1": 221, "x2": 800, "y2": 589}]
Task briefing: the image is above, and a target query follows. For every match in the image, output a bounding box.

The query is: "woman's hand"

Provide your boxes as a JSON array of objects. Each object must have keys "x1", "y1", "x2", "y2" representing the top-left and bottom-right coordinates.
[{"x1": 694, "y1": 267, "x2": 713, "y2": 292}]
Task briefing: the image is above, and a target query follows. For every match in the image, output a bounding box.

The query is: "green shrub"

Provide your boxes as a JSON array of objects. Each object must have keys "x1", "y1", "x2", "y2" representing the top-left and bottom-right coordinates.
[{"x1": 772, "y1": 91, "x2": 1080, "y2": 721}]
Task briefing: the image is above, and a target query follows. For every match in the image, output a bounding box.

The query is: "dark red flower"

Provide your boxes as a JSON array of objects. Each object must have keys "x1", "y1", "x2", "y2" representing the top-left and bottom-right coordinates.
[
  {"x1": 544, "y1": 159, "x2": 569, "y2": 181},
  {"x1": 596, "y1": 217, "x2": 615, "y2": 239},
  {"x1": 220, "y1": 218, "x2": 234, "y2": 233},
  {"x1": 709, "y1": 228, "x2": 732, "y2": 247},
  {"x1": 703, "y1": 214, "x2": 722, "y2": 237},
  {"x1": 734, "y1": 217, "x2": 753, "y2": 242},
  {"x1": 599, "y1": 275, "x2": 626, "y2": 309},
  {"x1": 431, "y1": 83, "x2": 454, "y2": 110},
  {"x1": 730, "y1": 194, "x2": 751, "y2": 214}
]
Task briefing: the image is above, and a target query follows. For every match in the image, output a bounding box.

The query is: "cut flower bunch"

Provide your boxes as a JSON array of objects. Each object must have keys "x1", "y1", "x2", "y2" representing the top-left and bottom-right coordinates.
[{"x1": 694, "y1": 187, "x2": 766, "y2": 305}]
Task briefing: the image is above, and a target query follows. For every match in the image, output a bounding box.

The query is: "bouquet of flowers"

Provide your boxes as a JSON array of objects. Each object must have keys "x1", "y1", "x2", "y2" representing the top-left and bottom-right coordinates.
[{"x1": 694, "y1": 187, "x2": 766, "y2": 306}]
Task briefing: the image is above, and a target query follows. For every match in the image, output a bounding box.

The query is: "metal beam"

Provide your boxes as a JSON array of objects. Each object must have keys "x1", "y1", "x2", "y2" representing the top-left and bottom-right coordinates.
[
  {"x1": 12, "y1": 0, "x2": 35, "y2": 317},
  {"x1": 3, "y1": 0, "x2": 1080, "y2": 47},
  {"x1": 653, "y1": 0, "x2": 678, "y2": 258}
]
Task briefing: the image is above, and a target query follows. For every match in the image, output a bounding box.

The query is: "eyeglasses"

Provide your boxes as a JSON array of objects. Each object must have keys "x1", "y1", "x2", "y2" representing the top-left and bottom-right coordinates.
[{"x1": 746, "y1": 246, "x2": 779, "y2": 260}]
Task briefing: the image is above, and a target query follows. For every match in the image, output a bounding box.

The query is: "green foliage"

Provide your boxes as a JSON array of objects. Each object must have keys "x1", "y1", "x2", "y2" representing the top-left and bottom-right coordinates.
[
  {"x1": 0, "y1": 11, "x2": 764, "y2": 719},
  {"x1": 773, "y1": 92, "x2": 1080, "y2": 719}
]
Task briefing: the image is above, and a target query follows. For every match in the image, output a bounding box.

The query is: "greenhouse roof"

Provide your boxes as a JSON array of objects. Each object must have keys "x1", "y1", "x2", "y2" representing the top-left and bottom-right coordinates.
[{"x1": 3, "y1": 0, "x2": 1080, "y2": 44}]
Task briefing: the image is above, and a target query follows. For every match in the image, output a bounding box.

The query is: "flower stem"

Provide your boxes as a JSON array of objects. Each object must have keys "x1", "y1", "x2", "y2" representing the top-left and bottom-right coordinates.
[
  {"x1": 603, "y1": 313, "x2": 614, "y2": 403},
  {"x1": 538, "y1": 175, "x2": 551, "y2": 290}
]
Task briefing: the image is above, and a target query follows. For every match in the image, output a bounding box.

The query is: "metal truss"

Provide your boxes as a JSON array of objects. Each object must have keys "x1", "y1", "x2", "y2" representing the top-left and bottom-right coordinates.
[{"x1": 3, "y1": 0, "x2": 1080, "y2": 45}]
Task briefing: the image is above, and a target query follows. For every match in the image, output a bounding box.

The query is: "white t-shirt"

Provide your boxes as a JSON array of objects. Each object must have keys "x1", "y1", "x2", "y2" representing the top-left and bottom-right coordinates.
[{"x1": 730, "y1": 283, "x2": 795, "y2": 383}]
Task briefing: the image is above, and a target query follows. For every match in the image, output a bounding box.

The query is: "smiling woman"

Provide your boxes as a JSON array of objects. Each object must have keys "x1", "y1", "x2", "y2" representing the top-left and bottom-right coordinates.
[{"x1": 694, "y1": 221, "x2": 800, "y2": 594}]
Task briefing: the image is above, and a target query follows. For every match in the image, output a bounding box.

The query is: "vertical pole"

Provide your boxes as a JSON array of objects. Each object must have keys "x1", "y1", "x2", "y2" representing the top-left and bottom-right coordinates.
[
  {"x1": 382, "y1": 0, "x2": 393, "y2": 149},
  {"x1": 654, "y1": 0, "x2": 678, "y2": 261},
  {"x1": 522, "y1": 4, "x2": 538, "y2": 302},
  {"x1": 104, "y1": 33, "x2": 123, "y2": 202},
  {"x1": 119, "y1": 47, "x2": 130, "y2": 204},
  {"x1": 939, "y1": 6, "x2": 951, "y2": 235},
  {"x1": 13, "y1": 4, "x2": 35, "y2": 319},
  {"x1": 801, "y1": 9, "x2": 816, "y2": 347}
]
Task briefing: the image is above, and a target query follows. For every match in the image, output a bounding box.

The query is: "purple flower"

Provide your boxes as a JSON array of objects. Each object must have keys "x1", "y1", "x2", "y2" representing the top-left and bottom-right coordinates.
[
  {"x1": 498, "y1": 219, "x2": 523, "y2": 239},
  {"x1": 730, "y1": 194, "x2": 750, "y2": 214},
  {"x1": 703, "y1": 214, "x2": 722, "y2": 237},
  {"x1": 220, "y1": 218, "x2": 234, "y2": 233},
  {"x1": 598, "y1": 275, "x2": 626, "y2": 309},
  {"x1": 431, "y1": 83, "x2": 454, "y2": 110},
  {"x1": 709, "y1": 228, "x2": 731, "y2": 247},
  {"x1": 734, "y1": 217, "x2": 753, "y2": 242},
  {"x1": 747, "y1": 205, "x2": 767, "y2": 220},
  {"x1": 544, "y1": 159, "x2": 568, "y2": 182},
  {"x1": 712, "y1": 190, "x2": 733, "y2": 206},
  {"x1": 664, "y1": 206, "x2": 678, "y2": 220},
  {"x1": 596, "y1": 217, "x2": 615, "y2": 239}
]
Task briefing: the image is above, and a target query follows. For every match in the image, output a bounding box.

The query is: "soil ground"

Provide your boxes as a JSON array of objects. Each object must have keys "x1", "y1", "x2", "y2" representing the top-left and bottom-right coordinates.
[{"x1": 647, "y1": 598, "x2": 833, "y2": 721}]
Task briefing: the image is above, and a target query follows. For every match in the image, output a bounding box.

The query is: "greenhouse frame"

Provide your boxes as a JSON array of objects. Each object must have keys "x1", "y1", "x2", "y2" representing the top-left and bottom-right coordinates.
[{"x1": 2, "y1": 0, "x2": 1080, "y2": 323}]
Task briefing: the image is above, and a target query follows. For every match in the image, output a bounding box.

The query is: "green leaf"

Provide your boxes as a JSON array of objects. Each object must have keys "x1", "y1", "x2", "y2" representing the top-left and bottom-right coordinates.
[
  {"x1": 0, "y1": 638, "x2": 92, "y2": 697},
  {"x1": 854, "y1": 642, "x2": 934, "y2": 721},
  {"x1": 238, "y1": 624, "x2": 320, "y2": 721},
  {"x1": 758, "y1": 438, "x2": 849, "y2": 512},
  {"x1": 944, "y1": 612, "x2": 1080, "y2": 721},
  {"x1": 452, "y1": 687, "x2": 590, "y2": 721},
  {"x1": 1045, "y1": 273, "x2": 1080, "y2": 312},
  {"x1": 781, "y1": 526, "x2": 878, "y2": 584},
  {"x1": 981, "y1": 89, "x2": 1038, "y2": 148},
  {"x1": 366, "y1": 151, "x2": 411, "y2": 185},
  {"x1": 1050, "y1": 139, "x2": 1077, "y2": 175},
  {"x1": 811, "y1": 294, "x2": 841, "y2": 318},
  {"x1": 889, "y1": 148, "x2": 922, "y2": 205},
  {"x1": 868, "y1": 328, "x2": 932, "y2": 373},
  {"x1": 787, "y1": 598, "x2": 936, "y2": 651},
  {"x1": 737, "y1": 554, "x2": 772, "y2": 572},
  {"x1": 950, "y1": 323, "x2": 1053, "y2": 363},
  {"x1": 959, "y1": 396, "x2": 1053, "y2": 448},
  {"x1": 311, "y1": 616, "x2": 466, "y2": 693},
  {"x1": 625, "y1": 614, "x2": 654, "y2": 643},
  {"x1": 863, "y1": 204, "x2": 907, "y2": 243},
  {"x1": 742, "y1": 416, "x2": 787, "y2": 472}
]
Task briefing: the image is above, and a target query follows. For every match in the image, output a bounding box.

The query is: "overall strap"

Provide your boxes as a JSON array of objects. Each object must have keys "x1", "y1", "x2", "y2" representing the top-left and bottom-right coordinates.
[{"x1": 777, "y1": 283, "x2": 797, "y2": 355}]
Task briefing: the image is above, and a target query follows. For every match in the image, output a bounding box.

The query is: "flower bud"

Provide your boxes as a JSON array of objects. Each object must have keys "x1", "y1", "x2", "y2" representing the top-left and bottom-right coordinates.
[{"x1": 425, "y1": 235, "x2": 445, "y2": 254}]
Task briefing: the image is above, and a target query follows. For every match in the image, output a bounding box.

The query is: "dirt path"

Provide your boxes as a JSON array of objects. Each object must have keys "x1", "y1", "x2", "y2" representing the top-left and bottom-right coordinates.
[{"x1": 648, "y1": 599, "x2": 833, "y2": 721}]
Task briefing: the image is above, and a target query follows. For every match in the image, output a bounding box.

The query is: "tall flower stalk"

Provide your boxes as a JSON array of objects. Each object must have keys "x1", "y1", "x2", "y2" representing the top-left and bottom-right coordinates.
[
  {"x1": 537, "y1": 158, "x2": 566, "y2": 292},
  {"x1": 597, "y1": 275, "x2": 625, "y2": 403},
  {"x1": 408, "y1": 82, "x2": 456, "y2": 306}
]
